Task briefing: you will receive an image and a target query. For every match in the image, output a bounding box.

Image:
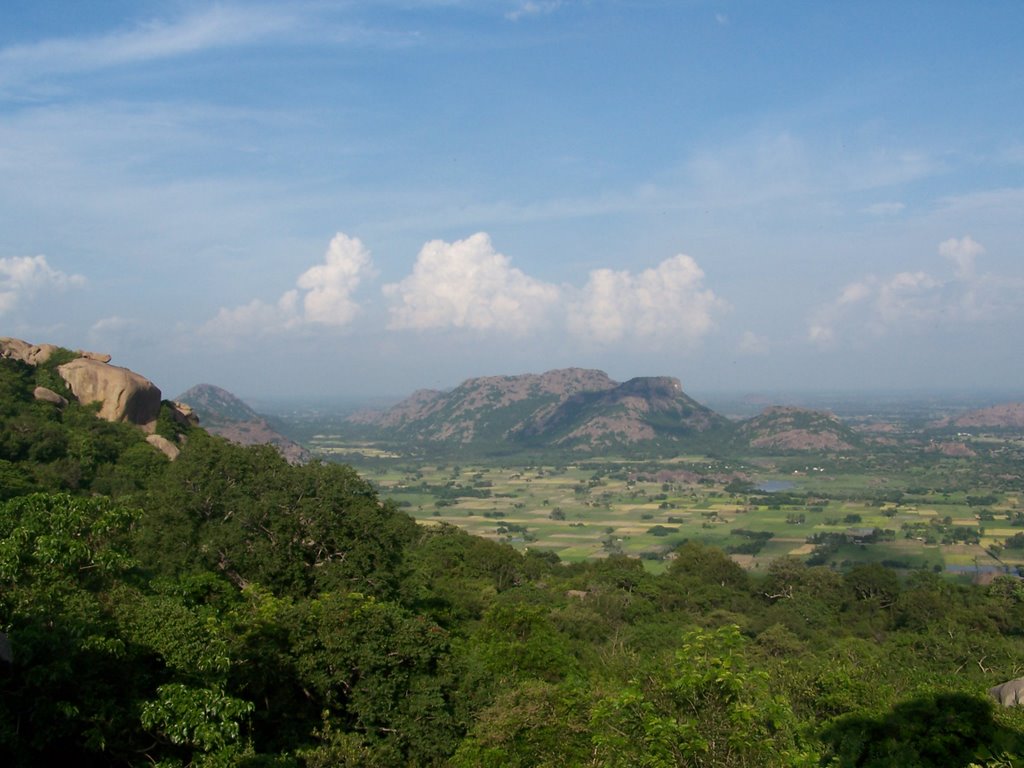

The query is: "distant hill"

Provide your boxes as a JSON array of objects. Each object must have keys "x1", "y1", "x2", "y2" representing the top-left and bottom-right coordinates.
[
  {"x1": 350, "y1": 368, "x2": 731, "y2": 454},
  {"x1": 177, "y1": 384, "x2": 310, "y2": 463},
  {"x1": 733, "y1": 406, "x2": 860, "y2": 453},
  {"x1": 930, "y1": 403, "x2": 1024, "y2": 431}
]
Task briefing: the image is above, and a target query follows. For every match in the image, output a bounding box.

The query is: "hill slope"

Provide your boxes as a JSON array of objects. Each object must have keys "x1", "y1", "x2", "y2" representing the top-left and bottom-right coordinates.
[
  {"x1": 734, "y1": 406, "x2": 860, "y2": 452},
  {"x1": 351, "y1": 368, "x2": 731, "y2": 453},
  {"x1": 177, "y1": 383, "x2": 310, "y2": 463},
  {"x1": 930, "y1": 402, "x2": 1024, "y2": 431}
]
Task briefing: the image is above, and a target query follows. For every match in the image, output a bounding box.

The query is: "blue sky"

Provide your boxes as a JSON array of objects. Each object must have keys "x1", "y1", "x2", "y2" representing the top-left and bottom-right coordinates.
[{"x1": 1, "y1": 1, "x2": 1022, "y2": 400}]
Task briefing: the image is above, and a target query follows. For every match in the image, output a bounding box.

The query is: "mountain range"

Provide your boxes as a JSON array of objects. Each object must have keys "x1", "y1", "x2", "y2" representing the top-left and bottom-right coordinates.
[{"x1": 347, "y1": 368, "x2": 855, "y2": 455}]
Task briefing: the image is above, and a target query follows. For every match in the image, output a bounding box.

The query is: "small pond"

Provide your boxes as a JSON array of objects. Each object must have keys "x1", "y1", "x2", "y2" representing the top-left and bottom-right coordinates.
[{"x1": 755, "y1": 480, "x2": 796, "y2": 493}]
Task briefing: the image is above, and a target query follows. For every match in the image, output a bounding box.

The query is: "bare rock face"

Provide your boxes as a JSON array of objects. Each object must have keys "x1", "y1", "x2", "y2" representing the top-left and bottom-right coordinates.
[
  {"x1": 57, "y1": 358, "x2": 162, "y2": 428},
  {"x1": 0, "y1": 337, "x2": 61, "y2": 365},
  {"x1": 33, "y1": 386, "x2": 68, "y2": 408},
  {"x1": 146, "y1": 434, "x2": 181, "y2": 461}
]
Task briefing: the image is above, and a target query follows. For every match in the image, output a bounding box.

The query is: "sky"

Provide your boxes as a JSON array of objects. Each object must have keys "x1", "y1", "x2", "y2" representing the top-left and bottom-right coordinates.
[{"x1": 1, "y1": 0, "x2": 1022, "y2": 402}]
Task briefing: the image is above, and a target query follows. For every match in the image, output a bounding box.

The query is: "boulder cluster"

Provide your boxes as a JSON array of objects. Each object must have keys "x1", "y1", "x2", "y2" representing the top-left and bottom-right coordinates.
[{"x1": 1, "y1": 337, "x2": 195, "y2": 459}]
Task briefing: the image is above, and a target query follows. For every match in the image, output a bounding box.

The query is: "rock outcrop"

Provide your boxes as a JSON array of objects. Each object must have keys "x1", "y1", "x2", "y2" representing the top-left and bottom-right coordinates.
[
  {"x1": 0, "y1": 337, "x2": 61, "y2": 365},
  {"x1": 57, "y1": 357, "x2": 162, "y2": 429},
  {"x1": 0, "y1": 337, "x2": 112, "y2": 366},
  {"x1": 2, "y1": 336, "x2": 186, "y2": 459}
]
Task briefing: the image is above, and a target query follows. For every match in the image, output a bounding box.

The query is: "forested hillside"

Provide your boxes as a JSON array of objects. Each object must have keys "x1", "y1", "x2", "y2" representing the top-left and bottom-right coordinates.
[{"x1": 3, "y1": 351, "x2": 1024, "y2": 766}]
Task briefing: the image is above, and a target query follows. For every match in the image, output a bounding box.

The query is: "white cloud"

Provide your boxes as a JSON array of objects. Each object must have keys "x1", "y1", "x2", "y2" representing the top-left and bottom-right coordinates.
[
  {"x1": 0, "y1": 6, "x2": 294, "y2": 86},
  {"x1": 297, "y1": 233, "x2": 375, "y2": 326},
  {"x1": 0, "y1": 255, "x2": 85, "y2": 315},
  {"x1": 506, "y1": 1, "x2": 563, "y2": 22},
  {"x1": 808, "y1": 236, "x2": 1022, "y2": 346},
  {"x1": 567, "y1": 253, "x2": 724, "y2": 344},
  {"x1": 204, "y1": 294, "x2": 300, "y2": 339},
  {"x1": 938, "y1": 235, "x2": 983, "y2": 280},
  {"x1": 384, "y1": 232, "x2": 559, "y2": 333},
  {"x1": 204, "y1": 233, "x2": 373, "y2": 337},
  {"x1": 874, "y1": 271, "x2": 941, "y2": 326},
  {"x1": 809, "y1": 271, "x2": 942, "y2": 346},
  {"x1": 715, "y1": 13, "x2": 730, "y2": 26}
]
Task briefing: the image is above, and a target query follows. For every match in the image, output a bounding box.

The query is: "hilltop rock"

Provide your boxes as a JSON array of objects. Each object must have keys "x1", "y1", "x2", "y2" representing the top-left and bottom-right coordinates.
[
  {"x1": 0, "y1": 337, "x2": 62, "y2": 365},
  {"x1": 57, "y1": 358, "x2": 162, "y2": 429},
  {"x1": 1, "y1": 337, "x2": 112, "y2": 366}
]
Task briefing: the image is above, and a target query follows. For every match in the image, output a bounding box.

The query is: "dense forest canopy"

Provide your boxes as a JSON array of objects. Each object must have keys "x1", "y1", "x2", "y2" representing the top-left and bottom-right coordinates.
[{"x1": 3, "y1": 353, "x2": 1024, "y2": 766}]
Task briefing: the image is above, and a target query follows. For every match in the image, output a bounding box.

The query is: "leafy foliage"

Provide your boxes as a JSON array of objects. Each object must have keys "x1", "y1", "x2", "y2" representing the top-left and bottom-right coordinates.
[{"x1": 2, "y1": 356, "x2": 1024, "y2": 765}]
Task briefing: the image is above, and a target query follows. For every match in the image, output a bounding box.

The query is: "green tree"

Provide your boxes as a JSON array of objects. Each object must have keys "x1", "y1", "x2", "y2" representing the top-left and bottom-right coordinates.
[
  {"x1": 821, "y1": 692, "x2": 1024, "y2": 767},
  {"x1": 590, "y1": 625, "x2": 816, "y2": 767}
]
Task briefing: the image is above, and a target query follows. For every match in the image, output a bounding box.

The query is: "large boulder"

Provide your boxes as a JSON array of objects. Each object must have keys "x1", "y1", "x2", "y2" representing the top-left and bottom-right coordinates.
[
  {"x1": 57, "y1": 358, "x2": 162, "y2": 429},
  {"x1": 146, "y1": 434, "x2": 181, "y2": 461},
  {"x1": 33, "y1": 386, "x2": 68, "y2": 408},
  {"x1": 168, "y1": 400, "x2": 200, "y2": 427},
  {"x1": 989, "y1": 677, "x2": 1024, "y2": 706}
]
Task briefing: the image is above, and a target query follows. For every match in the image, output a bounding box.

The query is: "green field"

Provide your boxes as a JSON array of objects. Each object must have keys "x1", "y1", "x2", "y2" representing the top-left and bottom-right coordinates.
[{"x1": 338, "y1": 452, "x2": 1022, "y2": 576}]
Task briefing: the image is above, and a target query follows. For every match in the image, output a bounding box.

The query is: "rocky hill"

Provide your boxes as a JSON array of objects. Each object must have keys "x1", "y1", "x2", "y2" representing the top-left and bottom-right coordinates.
[
  {"x1": 177, "y1": 384, "x2": 310, "y2": 464},
  {"x1": 351, "y1": 368, "x2": 730, "y2": 453},
  {"x1": 733, "y1": 406, "x2": 860, "y2": 453},
  {"x1": 930, "y1": 403, "x2": 1024, "y2": 431}
]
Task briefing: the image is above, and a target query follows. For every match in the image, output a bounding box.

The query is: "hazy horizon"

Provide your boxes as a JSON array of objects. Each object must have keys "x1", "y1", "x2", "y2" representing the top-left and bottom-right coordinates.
[{"x1": 2, "y1": 2, "x2": 1022, "y2": 400}]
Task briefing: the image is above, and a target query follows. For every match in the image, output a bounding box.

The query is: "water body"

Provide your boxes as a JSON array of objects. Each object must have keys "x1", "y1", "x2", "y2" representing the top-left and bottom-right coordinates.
[{"x1": 756, "y1": 480, "x2": 796, "y2": 493}]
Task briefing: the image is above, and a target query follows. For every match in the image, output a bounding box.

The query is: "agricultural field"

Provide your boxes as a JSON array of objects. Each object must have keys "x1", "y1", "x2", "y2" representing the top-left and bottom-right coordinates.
[{"x1": 341, "y1": 452, "x2": 1024, "y2": 577}]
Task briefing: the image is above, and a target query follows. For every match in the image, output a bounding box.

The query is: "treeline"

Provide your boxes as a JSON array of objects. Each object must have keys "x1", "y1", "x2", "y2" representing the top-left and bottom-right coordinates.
[{"x1": 3, "y1": 357, "x2": 1024, "y2": 766}]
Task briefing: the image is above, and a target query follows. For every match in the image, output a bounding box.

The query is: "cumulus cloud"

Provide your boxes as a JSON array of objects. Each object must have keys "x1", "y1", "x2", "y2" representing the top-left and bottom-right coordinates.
[
  {"x1": 0, "y1": 255, "x2": 85, "y2": 315},
  {"x1": 567, "y1": 254, "x2": 724, "y2": 344},
  {"x1": 383, "y1": 232, "x2": 560, "y2": 334},
  {"x1": 204, "y1": 233, "x2": 373, "y2": 337},
  {"x1": 808, "y1": 236, "x2": 1020, "y2": 346},
  {"x1": 297, "y1": 233, "x2": 374, "y2": 326}
]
